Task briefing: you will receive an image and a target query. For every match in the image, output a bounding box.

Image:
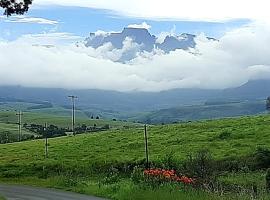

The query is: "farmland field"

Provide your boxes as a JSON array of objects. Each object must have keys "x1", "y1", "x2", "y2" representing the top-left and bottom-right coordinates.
[
  {"x1": 1, "y1": 114, "x2": 270, "y2": 199},
  {"x1": 0, "y1": 111, "x2": 140, "y2": 129}
]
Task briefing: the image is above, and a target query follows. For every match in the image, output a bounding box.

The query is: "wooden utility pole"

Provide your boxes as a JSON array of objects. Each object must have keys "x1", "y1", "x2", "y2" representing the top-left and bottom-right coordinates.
[
  {"x1": 68, "y1": 95, "x2": 78, "y2": 136},
  {"x1": 144, "y1": 124, "x2": 149, "y2": 169},
  {"x1": 44, "y1": 123, "x2": 48, "y2": 158},
  {"x1": 16, "y1": 111, "x2": 23, "y2": 142}
]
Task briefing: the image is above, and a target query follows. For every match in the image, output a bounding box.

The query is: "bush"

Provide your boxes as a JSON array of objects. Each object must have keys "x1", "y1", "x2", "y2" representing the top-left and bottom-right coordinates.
[
  {"x1": 161, "y1": 151, "x2": 177, "y2": 169},
  {"x1": 182, "y1": 149, "x2": 214, "y2": 182},
  {"x1": 254, "y1": 147, "x2": 270, "y2": 169},
  {"x1": 218, "y1": 130, "x2": 232, "y2": 140},
  {"x1": 101, "y1": 167, "x2": 120, "y2": 185},
  {"x1": 266, "y1": 168, "x2": 270, "y2": 192},
  {"x1": 131, "y1": 166, "x2": 144, "y2": 184}
]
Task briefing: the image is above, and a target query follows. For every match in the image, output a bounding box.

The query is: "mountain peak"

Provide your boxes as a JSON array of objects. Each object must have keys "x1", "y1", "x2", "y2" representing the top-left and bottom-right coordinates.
[{"x1": 85, "y1": 26, "x2": 215, "y2": 61}]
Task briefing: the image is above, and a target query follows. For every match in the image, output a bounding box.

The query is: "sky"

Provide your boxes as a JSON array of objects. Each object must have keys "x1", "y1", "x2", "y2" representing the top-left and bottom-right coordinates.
[{"x1": 0, "y1": 0, "x2": 270, "y2": 92}]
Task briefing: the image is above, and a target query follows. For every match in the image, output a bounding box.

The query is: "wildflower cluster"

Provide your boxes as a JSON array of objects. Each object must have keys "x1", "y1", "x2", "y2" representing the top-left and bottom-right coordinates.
[{"x1": 144, "y1": 169, "x2": 194, "y2": 184}]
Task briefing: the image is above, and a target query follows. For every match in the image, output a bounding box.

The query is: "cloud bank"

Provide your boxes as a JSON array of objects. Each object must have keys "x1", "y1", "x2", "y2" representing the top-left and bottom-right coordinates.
[
  {"x1": 3, "y1": 16, "x2": 58, "y2": 25},
  {"x1": 127, "y1": 22, "x2": 151, "y2": 30},
  {"x1": 34, "y1": 0, "x2": 270, "y2": 22},
  {"x1": 0, "y1": 22, "x2": 270, "y2": 92}
]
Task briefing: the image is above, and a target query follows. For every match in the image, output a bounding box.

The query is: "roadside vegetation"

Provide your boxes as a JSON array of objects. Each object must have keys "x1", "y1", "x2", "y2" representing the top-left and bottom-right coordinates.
[{"x1": 1, "y1": 114, "x2": 270, "y2": 199}]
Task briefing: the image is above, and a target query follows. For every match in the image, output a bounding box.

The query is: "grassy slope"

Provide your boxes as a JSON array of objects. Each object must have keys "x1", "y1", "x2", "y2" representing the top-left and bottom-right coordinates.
[
  {"x1": 1, "y1": 115, "x2": 270, "y2": 167},
  {"x1": 0, "y1": 111, "x2": 140, "y2": 129},
  {"x1": 0, "y1": 122, "x2": 36, "y2": 143},
  {"x1": 135, "y1": 101, "x2": 266, "y2": 124},
  {"x1": 0, "y1": 123, "x2": 33, "y2": 135},
  {"x1": 1, "y1": 115, "x2": 270, "y2": 199}
]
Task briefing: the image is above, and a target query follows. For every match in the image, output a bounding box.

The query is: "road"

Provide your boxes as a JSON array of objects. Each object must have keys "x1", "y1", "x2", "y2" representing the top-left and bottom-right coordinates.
[{"x1": 0, "y1": 184, "x2": 106, "y2": 200}]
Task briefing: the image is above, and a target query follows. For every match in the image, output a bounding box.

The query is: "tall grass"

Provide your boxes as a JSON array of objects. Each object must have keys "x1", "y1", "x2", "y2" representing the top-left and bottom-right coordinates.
[
  {"x1": 1, "y1": 114, "x2": 270, "y2": 199},
  {"x1": 0, "y1": 195, "x2": 6, "y2": 200}
]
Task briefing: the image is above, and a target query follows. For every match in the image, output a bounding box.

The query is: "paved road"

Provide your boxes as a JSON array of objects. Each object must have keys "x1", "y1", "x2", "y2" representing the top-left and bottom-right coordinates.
[{"x1": 0, "y1": 184, "x2": 106, "y2": 200}]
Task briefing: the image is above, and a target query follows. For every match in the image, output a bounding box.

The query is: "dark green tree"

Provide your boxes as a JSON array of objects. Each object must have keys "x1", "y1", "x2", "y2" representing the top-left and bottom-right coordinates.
[{"x1": 0, "y1": 0, "x2": 32, "y2": 16}]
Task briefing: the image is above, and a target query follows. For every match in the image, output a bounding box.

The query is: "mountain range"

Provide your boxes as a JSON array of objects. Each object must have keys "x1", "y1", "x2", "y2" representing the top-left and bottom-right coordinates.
[
  {"x1": 1, "y1": 27, "x2": 269, "y2": 123},
  {"x1": 84, "y1": 27, "x2": 215, "y2": 61},
  {"x1": 0, "y1": 80, "x2": 269, "y2": 123}
]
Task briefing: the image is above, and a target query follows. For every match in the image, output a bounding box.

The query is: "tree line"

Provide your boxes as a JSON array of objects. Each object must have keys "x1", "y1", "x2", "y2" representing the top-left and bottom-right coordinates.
[{"x1": 0, "y1": 0, "x2": 32, "y2": 16}]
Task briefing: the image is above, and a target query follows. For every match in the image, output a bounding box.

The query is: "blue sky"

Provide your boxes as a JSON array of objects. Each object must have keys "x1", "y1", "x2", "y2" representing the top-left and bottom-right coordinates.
[
  {"x1": 0, "y1": 1, "x2": 269, "y2": 91},
  {"x1": 0, "y1": 5, "x2": 250, "y2": 41}
]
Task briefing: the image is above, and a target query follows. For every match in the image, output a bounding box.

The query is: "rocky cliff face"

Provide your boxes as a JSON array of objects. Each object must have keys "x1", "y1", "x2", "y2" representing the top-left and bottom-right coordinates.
[{"x1": 85, "y1": 27, "x2": 210, "y2": 61}]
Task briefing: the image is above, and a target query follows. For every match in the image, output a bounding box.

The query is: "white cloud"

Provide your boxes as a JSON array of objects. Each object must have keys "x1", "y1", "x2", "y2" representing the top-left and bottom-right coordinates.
[
  {"x1": 16, "y1": 32, "x2": 82, "y2": 45},
  {"x1": 156, "y1": 25, "x2": 176, "y2": 44},
  {"x1": 80, "y1": 37, "x2": 141, "y2": 62},
  {"x1": 4, "y1": 16, "x2": 58, "y2": 25},
  {"x1": 0, "y1": 22, "x2": 270, "y2": 92},
  {"x1": 128, "y1": 22, "x2": 151, "y2": 30},
  {"x1": 34, "y1": 0, "x2": 270, "y2": 22}
]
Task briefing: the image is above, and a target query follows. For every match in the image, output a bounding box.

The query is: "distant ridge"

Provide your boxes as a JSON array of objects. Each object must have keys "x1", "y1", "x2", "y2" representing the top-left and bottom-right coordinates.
[{"x1": 0, "y1": 80, "x2": 269, "y2": 113}]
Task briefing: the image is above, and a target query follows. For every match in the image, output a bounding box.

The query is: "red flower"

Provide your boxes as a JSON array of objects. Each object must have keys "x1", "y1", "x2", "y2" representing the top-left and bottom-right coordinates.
[{"x1": 144, "y1": 168, "x2": 194, "y2": 185}]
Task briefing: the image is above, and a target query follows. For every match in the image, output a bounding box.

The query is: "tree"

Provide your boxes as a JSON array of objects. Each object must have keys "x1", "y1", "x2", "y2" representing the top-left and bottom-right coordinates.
[
  {"x1": 0, "y1": 0, "x2": 32, "y2": 16},
  {"x1": 267, "y1": 97, "x2": 270, "y2": 111}
]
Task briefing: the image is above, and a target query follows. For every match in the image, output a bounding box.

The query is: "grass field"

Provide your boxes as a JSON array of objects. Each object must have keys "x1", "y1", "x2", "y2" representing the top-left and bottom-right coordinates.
[
  {"x1": 0, "y1": 122, "x2": 36, "y2": 143},
  {"x1": 0, "y1": 122, "x2": 33, "y2": 135},
  {"x1": 134, "y1": 100, "x2": 266, "y2": 124},
  {"x1": 0, "y1": 111, "x2": 140, "y2": 129},
  {"x1": 1, "y1": 114, "x2": 270, "y2": 199}
]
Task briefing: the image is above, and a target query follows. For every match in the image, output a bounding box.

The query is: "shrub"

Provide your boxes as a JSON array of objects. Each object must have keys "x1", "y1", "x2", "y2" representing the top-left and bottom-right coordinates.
[
  {"x1": 101, "y1": 167, "x2": 120, "y2": 185},
  {"x1": 161, "y1": 151, "x2": 177, "y2": 169},
  {"x1": 218, "y1": 130, "x2": 232, "y2": 140},
  {"x1": 266, "y1": 168, "x2": 270, "y2": 192},
  {"x1": 254, "y1": 147, "x2": 270, "y2": 169},
  {"x1": 131, "y1": 166, "x2": 144, "y2": 183},
  {"x1": 182, "y1": 149, "x2": 214, "y2": 182}
]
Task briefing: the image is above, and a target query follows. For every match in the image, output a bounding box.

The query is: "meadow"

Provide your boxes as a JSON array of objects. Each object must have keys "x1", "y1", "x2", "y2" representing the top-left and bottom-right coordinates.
[
  {"x1": 1, "y1": 114, "x2": 270, "y2": 199},
  {"x1": 0, "y1": 111, "x2": 141, "y2": 143},
  {"x1": 0, "y1": 111, "x2": 138, "y2": 129}
]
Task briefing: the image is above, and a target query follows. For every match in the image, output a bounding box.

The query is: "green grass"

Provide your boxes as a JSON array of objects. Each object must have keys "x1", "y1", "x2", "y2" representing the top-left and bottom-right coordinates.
[
  {"x1": 0, "y1": 177, "x2": 261, "y2": 200},
  {"x1": 0, "y1": 122, "x2": 33, "y2": 135},
  {"x1": 0, "y1": 196, "x2": 5, "y2": 200},
  {"x1": 219, "y1": 171, "x2": 266, "y2": 188},
  {"x1": 0, "y1": 111, "x2": 141, "y2": 129},
  {"x1": 135, "y1": 100, "x2": 266, "y2": 124},
  {"x1": 0, "y1": 122, "x2": 36, "y2": 143},
  {"x1": 1, "y1": 114, "x2": 270, "y2": 199},
  {"x1": 0, "y1": 102, "x2": 38, "y2": 111}
]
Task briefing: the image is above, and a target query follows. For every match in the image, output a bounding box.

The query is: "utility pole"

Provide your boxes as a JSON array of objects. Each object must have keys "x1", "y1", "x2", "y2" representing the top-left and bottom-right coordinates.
[
  {"x1": 144, "y1": 124, "x2": 150, "y2": 169},
  {"x1": 16, "y1": 111, "x2": 23, "y2": 142},
  {"x1": 44, "y1": 123, "x2": 48, "y2": 158},
  {"x1": 68, "y1": 95, "x2": 78, "y2": 136}
]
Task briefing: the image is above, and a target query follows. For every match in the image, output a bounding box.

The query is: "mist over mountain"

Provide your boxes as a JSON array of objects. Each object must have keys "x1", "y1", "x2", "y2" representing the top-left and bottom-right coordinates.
[
  {"x1": 0, "y1": 80, "x2": 269, "y2": 117},
  {"x1": 84, "y1": 27, "x2": 215, "y2": 61}
]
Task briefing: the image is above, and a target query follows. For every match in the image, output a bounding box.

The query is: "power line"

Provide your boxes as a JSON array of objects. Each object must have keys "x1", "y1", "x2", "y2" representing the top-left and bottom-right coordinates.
[
  {"x1": 16, "y1": 111, "x2": 23, "y2": 142},
  {"x1": 144, "y1": 124, "x2": 149, "y2": 169},
  {"x1": 68, "y1": 95, "x2": 78, "y2": 136},
  {"x1": 44, "y1": 122, "x2": 48, "y2": 158}
]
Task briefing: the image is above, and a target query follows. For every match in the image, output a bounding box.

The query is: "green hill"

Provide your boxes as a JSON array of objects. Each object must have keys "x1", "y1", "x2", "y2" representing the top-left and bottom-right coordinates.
[
  {"x1": 0, "y1": 122, "x2": 35, "y2": 143},
  {"x1": 0, "y1": 111, "x2": 140, "y2": 129},
  {"x1": 1, "y1": 115, "x2": 270, "y2": 199},
  {"x1": 0, "y1": 111, "x2": 140, "y2": 143},
  {"x1": 135, "y1": 100, "x2": 266, "y2": 124}
]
